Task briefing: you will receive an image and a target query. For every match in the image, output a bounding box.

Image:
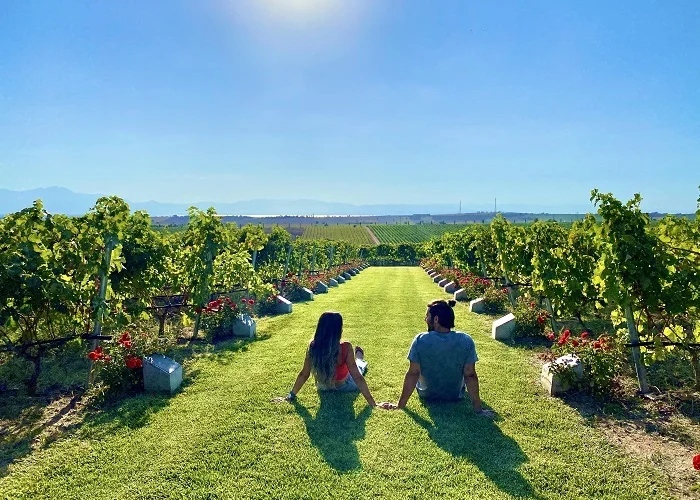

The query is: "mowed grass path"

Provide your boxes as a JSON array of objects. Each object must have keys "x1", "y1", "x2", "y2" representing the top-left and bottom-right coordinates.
[{"x1": 1, "y1": 268, "x2": 668, "y2": 499}]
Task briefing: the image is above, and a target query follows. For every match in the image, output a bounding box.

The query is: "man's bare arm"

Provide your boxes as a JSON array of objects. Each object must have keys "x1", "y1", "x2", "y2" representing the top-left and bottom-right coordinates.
[
  {"x1": 463, "y1": 363, "x2": 483, "y2": 412},
  {"x1": 397, "y1": 361, "x2": 421, "y2": 409}
]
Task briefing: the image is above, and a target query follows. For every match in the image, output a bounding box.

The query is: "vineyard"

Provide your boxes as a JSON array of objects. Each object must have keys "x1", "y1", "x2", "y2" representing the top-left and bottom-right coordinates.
[
  {"x1": 300, "y1": 224, "x2": 374, "y2": 244},
  {"x1": 370, "y1": 223, "x2": 470, "y2": 243},
  {"x1": 420, "y1": 189, "x2": 700, "y2": 395}
]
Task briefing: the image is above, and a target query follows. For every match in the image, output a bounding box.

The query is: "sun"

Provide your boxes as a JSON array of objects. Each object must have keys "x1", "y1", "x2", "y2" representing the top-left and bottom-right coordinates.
[{"x1": 257, "y1": 0, "x2": 342, "y2": 23}]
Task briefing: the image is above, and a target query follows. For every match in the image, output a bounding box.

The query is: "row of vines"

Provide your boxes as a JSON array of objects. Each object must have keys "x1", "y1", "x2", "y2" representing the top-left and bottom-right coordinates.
[
  {"x1": 421, "y1": 189, "x2": 700, "y2": 392},
  {"x1": 0, "y1": 197, "x2": 424, "y2": 394}
]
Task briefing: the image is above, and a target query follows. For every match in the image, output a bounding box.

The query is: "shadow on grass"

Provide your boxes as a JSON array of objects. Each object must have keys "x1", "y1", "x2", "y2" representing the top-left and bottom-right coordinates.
[
  {"x1": 0, "y1": 333, "x2": 267, "y2": 478},
  {"x1": 405, "y1": 402, "x2": 537, "y2": 499},
  {"x1": 293, "y1": 392, "x2": 371, "y2": 474}
]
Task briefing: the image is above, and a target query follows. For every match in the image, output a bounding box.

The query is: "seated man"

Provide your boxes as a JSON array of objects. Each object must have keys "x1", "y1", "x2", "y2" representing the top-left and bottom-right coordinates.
[{"x1": 381, "y1": 299, "x2": 493, "y2": 416}]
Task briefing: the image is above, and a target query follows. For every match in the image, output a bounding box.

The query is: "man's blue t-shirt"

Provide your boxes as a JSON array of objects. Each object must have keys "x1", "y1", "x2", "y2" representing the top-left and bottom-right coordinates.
[{"x1": 407, "y1": 330, "x2": 478, "y2": 401}]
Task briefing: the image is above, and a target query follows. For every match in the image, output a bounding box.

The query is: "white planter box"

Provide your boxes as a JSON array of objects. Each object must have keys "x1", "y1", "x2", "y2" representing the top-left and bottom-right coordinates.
[
  {"x1": 276, "y1": 296, "x2": 293, "y2": 314},
  {"x1": 492, "y1": 313, "x2": 515, "y2": 340},
  {"x1": 541, "y1": 355, "x2": 584, "y2": 396},
  {"x1": 444, "y1": 281, "x2": 456, "y2": 293},
  {"x1": 143, "y1": 354, "x2": 183, "y2": 394},
  {"x1": 233, "y1": 314, "x2": 257, "y2": 338},
  {"x1": 469, "y1": 297, "x2": 485, "y2": 313},
  {"x1": 454, "y1": 288, "x2": 467, "y2": 301}
]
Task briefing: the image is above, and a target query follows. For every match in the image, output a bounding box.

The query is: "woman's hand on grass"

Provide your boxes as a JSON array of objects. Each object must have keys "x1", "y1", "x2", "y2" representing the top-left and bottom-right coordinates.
[
  {"x1": 271, "y1": 395, "x2": 293, "y2": 403},
  {"x1": 377, "y1": 401, "x2": 399, "y2": 410}
]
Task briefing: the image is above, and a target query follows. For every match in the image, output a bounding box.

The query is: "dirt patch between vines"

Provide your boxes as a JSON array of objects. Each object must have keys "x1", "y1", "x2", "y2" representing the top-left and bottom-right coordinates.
[
  {"x1": 549, "y1": 377, "x2": 700, "y2": 498},
  {"x1": 594, "y1": 418, "x2": 696, "y2": 499},
  {"x1": 364, "y1": 226, "x2": 380, "y2": 245}
]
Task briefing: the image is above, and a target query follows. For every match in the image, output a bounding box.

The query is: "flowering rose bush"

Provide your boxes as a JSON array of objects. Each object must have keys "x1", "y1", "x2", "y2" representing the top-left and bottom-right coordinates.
[
  {"x1": 199, "y1": 295, "x2": 255, "y2": 341},
  {"x1": 481, "y1": 285, "x2": 510, "y2": 314},
  {"x1": 550, "y1": 329, "x2": 624, "y2": 395},
  {"x1": 513, "y1": 298, "x2": 552, "y2": 338},
  {"x1": 87, "y1": 331, "x2": 165, "y2": 391}
]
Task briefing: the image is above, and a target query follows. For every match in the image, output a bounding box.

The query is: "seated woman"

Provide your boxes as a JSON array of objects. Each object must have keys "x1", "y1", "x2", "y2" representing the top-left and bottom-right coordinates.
[{"x1": 273, "y1": 311, "x2": 376, "y2": 407}]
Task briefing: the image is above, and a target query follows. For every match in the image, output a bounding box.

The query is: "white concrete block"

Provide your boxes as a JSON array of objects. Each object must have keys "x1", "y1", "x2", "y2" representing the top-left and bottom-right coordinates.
[
  {"x1": 433, "y1": 274, "x2": 442, "y2": 283},
  {"x1": 429, "y1": 271, "x2": 438, "y2": 278},
  {"x1": 454, "y1": 288, "x2": 467, "y2": 301},
  {"x1": 342, "y1": 272, "x2": 352, "y2": 280},
  {"x1": 336, "y1": 275, "x2": 346, "y2": 284},
  {"x1": 469, "y1": 297, "x2": 485, "y2": 313},
  {"x1": 276, "y1": 296, "x2": 292, "y2": 314},
  {"x1": 302, "y1": 287, "x2": 314, "y2": 301},
  {"x1": 328, "y1": 278, "x2": 338, "y2": 287},
  {"x1": 492, "y1": 313, "x2": 516, "y2": 340},
  {"x1": 315, "y1": 282, "x2": 329, "y2": 294},
  {"x1": 438, "y1": 278, "x2": 449, "y2": 288},
  {"x1": 541, "y1": 355, "x2": 584, "y2": 396},
  {"x1": 444, "y1": 281, "x2": 456, "y2": 293},
  {"x1": 233, "y1": 314, "x2": 257, "y2": 338}
]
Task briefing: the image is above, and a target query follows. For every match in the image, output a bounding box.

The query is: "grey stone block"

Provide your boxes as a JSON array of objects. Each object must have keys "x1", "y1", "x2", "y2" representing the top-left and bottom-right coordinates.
[
  {"x1": 492, "y1": 313, "x2": 515, "y2": 340},
  {"x1": 336, "y1": 275, "x2": 346, "y2": 284},
  {"x1": 143, "y1": 354, "x2": 183, "y2": 394},
  {"x1": 438, "y1": 278, "x2": 449, "y2": 288},
  {"x1": 433, "y1": 274, "x2": 442, "y2": 283},
  {"x1": 342, "y1": 272, "x2": 352, "y2": 280},
  {"x1": 469, "y1": 298, "x2": 485, "y2": 313},
  {"x1": 315, "y1": 282, "x2": 329, "y2": 294},
  {"x1": 328, "y1": 278, "x2": 338, "y2": 287},
  {"x1": 541, "y1": 355, "x2": 584, "y2": 396},
  {"x1": 454, "y1": 288, "x2": 467, "y2": 301},
  {"x1": 276, "y1": 296, "x2": 292, "y2": 314},
  {"x1": 302, "y1": 287, "x2": 314, "y2": 301},
  {"x1": 445, "y1": 281, "x2": 456, "y2": 293},
  {"x1": 233, "y1": 314, "x2": 257, "y2": 338}
]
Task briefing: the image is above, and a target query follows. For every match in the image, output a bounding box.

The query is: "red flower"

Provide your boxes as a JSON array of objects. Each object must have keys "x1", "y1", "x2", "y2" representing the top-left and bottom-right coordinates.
[
  {"x1": 563, "y1": 329, "x2": 570, "y2": 337},
  {"x1": 122, "y1": 340, "x2": 132, "y2": 349},
  {"x1": 88, "y1": 351, "x2": 100, "y2": 361},
  {"x1": 104, "y1": 355, "x2": 112, "y2": 362},
  {"x1": 248, "y1": 299, "x2": 255, "y2": 305},
  {"x1": 537, "y1": 316, "x2": 545, "y2": 325},
  {"x1": 125, "y1": 355, "x2": 141, "y2": 369},
  {"x1": 241, "y1": 298, "x2": 247, "y2": 303},
  {"x1": 571, "y1": 339, "x2": 580, "y2": 347},
  {"x1": 195, "y1": 307, "x2": 203, "y2": 314},
  {"x1": 593, "y1": 341, "x2": 602, "y2": 350},
  {"x1": 581, "y1": 331, "x2": 590, "y2": 339},
  {"x1": 693, "y1": 455, "x2": 700, "y2": 470},
  {"x1": 557, "y1": 337, "x2": 567, "y2": 346},
  {"x1": 546, "y1": 333, "x2": 555, "y2": 341}
]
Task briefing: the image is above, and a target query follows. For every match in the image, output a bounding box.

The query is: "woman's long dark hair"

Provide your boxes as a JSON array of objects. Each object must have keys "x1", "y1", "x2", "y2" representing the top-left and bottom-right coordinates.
[{"x1": 309, "y1": 312, "x2": 343, "y2": 385}]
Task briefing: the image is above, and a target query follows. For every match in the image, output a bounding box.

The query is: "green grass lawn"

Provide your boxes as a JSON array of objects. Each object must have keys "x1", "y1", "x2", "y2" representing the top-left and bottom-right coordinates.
[{"x1": 0, "y1": 267, "x2": 669, "y2": 499}]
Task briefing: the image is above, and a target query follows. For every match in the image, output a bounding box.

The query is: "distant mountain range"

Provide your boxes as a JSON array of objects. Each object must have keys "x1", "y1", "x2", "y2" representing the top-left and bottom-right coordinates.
[
  {"x1": 0, "y1": 187, "x2": 467, "y2": 216},
  {"x1": 1, "y1": 187, "x2": 681, "y2": 217}
]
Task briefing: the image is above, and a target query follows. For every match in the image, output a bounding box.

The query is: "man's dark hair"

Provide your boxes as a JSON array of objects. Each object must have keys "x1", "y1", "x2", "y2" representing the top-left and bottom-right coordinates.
[{"x1": 427, "y1": 299, "x2": 456, "y2": 329}]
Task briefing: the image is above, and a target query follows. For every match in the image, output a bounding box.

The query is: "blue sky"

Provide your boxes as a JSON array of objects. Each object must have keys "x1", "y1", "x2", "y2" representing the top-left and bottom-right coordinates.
[{"x1": 1, "y1": 0, "x2": 698, "y2": 212}]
